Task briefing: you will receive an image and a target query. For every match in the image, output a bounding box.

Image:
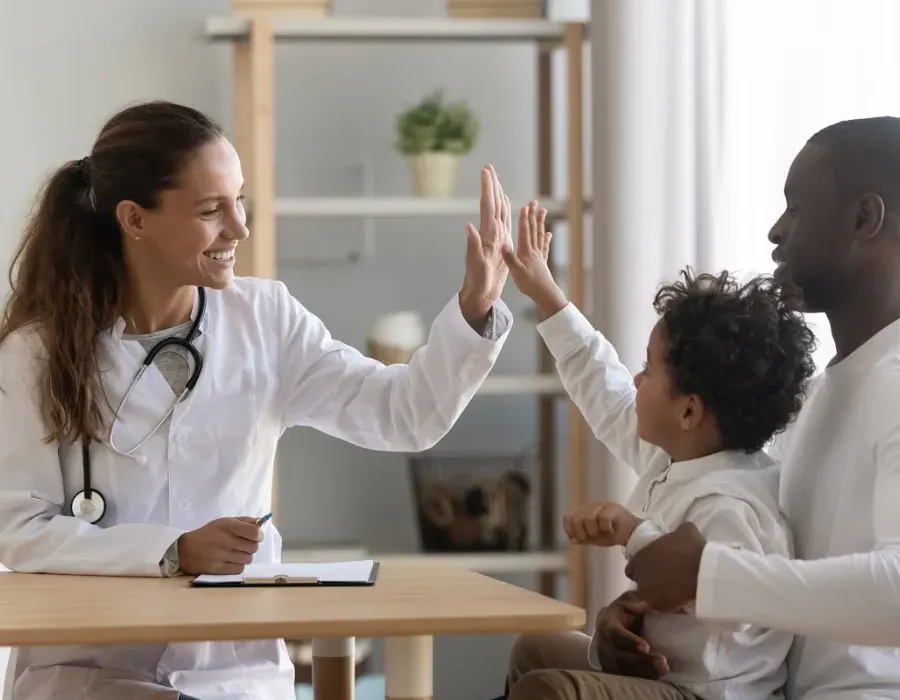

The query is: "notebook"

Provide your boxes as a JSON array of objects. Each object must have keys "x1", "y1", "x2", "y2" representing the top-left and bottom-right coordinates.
[{"x1": 190, "y1": 559, "x2": 379, "y2": 587}]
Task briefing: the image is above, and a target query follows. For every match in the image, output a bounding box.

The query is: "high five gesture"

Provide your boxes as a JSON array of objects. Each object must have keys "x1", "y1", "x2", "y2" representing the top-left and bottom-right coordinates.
[{"x1": 458, "y1": 165, "x2": 514, "y2": 331}]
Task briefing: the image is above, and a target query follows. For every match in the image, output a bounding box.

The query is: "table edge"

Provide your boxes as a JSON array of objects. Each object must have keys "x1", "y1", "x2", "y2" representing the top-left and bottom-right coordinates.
[{"x1": 0, "y1": 611, "x2": 587, "y2": 647}]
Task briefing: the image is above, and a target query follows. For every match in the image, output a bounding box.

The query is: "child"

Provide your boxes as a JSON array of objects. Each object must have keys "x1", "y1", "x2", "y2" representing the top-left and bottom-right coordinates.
[{"x1": 500, "y1": 202, "x2": 816, "y2": 700}]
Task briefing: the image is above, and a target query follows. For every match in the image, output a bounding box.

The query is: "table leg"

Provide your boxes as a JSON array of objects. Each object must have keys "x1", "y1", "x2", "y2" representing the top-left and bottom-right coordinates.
[
  {"x1": 385, "y1": 635, "x2": 433, "y2": 700},
  {"x1": 312, "y1": 637, "x2": 355, "y2": 700}
]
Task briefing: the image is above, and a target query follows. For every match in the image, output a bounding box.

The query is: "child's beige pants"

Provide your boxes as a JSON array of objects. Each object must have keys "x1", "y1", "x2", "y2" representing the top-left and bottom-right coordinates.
[{"x1": 507, "y1": 631, "x2": 701, "y2": 700}]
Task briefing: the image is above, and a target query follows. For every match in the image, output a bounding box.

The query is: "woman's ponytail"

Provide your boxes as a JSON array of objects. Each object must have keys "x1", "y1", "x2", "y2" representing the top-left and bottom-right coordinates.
[{"x1": 0, "y1": 157, "x2": 124, "y2": 443}]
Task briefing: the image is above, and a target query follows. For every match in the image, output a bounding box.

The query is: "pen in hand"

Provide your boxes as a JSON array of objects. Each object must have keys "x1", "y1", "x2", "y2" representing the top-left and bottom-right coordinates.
[{"x1": 256, "y1": 512, "x2": 273, "y2": 527}]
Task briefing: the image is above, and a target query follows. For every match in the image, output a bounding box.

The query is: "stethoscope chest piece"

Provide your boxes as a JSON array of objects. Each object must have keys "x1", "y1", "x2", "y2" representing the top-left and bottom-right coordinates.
[{"x1": 70, "y1": 489, "x2": 107, "y2": 525}]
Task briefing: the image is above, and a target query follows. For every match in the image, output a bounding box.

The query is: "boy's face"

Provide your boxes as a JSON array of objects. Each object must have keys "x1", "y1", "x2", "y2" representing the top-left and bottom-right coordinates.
[{"x1": 634, "y1": 321, "x2": 693, "y2": 450}]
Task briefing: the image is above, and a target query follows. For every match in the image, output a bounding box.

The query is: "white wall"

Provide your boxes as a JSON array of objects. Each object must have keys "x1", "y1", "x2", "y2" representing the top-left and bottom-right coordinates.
[
  {"x1": 0, "y1": 0, "x2": 232, "y2": 299},
  {"x1": 0, "y1": 1, "x2": 587, "y2": 698}
]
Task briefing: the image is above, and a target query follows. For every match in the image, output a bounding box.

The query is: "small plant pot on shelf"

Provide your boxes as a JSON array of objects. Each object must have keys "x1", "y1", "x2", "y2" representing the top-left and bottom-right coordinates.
[
  {"x1": 395, "y1": 91, "x2": 478, "y2": 197},
  {"x1": 409, "y1": 451, "x2": 532, "y2": 553},
  {"x1": 406, "y1": 152, "x2": 461, "y2": 198}
]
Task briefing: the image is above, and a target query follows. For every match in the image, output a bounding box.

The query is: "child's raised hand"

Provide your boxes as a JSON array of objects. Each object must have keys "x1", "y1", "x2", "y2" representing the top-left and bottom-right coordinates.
[
  {"x1": 563, "y1": 500, "x2": 642, "y2": 548},
  {"x1": 503, "y1": 200, "x2": 569, "y2": 319}
]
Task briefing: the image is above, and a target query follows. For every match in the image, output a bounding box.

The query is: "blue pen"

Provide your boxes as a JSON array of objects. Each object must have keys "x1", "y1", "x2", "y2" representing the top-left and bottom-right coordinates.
[{"x1": 256, "y1": 512, "x2": 273, "y2": 526}]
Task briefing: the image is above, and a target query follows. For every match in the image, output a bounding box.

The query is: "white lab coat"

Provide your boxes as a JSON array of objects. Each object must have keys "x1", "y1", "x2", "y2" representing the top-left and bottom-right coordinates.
[{"x1": 0, "y1": 277, "x2": 511, "y2": 700}]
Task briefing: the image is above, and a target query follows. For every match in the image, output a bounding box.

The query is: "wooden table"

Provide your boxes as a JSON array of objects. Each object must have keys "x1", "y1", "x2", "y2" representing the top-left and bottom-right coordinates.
[{"x1": 0, "y1": 563, "x2": 585, "y2": 700}]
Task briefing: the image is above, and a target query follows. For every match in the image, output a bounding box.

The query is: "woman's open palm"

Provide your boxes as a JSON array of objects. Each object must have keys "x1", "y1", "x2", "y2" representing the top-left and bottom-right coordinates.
[{"x1": 462, "y1": 165, "x2": 513, "y2": 307}]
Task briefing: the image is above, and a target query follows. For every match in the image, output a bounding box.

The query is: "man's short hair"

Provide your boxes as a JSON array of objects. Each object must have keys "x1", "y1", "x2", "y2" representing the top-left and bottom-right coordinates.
[{"x1": 809, "y1": 116, "x2": 900, "y2": 212}]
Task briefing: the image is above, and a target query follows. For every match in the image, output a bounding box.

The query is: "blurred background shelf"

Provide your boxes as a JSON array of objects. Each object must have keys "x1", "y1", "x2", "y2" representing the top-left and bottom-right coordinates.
[
  {"x1": 273, "y1": 196, "x2": 585, "y2": 218},
  {"x1": 211, "y1": 10, "x2": 590, "y2": 612},
  {"x1": 479, "y1": 374, "x2": 564, "y2": 395},
  {"x1": 206, "y1": 16, "x2": 574, "y2": 42}
]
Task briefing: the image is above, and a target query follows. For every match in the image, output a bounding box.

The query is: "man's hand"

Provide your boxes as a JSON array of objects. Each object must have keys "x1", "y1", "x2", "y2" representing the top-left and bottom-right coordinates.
[
  {"x1": 177, "y1": 516, "x2": 262, "y2": 575},
  {"x1": 503, "y1": 200, "x2": 568, "y2": 320},
  {"x1": 459, "y1": 165, "x2": 514, "y2": 329},
  {"x1": 625, "y1": 521, "x2": 707, "y2": 612},
  {"x1": 563, "y1": 500, "x2": 642, "y2": 547},
  {"x1": 593, "y1": 591, "x2": 669, "y2": 679}
]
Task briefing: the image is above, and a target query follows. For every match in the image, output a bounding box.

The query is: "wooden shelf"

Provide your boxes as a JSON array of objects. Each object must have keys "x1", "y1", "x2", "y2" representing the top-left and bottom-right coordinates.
[
  {"x1": 216, "y1": 14, "x2": 590, "y2": 610},
  {"x1": 274, "y1": 196, "x2": 578, "y2": 218},
  {"x1": 281, "y1": 548, "x2": 567, "y2": 574},
  {"x1": 206, "y1": 16, "x2": 572, "y2": 42},
  {"x1": 479, "y1": 374, "x2": 563, "y2": 396}
]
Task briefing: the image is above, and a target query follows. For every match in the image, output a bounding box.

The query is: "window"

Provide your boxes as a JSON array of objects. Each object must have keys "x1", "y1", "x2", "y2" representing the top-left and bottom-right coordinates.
[{"x1": 715, "y1": 0, "x2": 900, "y2": 371}]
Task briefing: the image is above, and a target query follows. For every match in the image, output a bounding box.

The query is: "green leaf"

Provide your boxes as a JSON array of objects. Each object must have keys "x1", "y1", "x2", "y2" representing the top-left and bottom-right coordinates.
[{"x1": 395, "y1": 90, "x2": 479, "y2": 155}]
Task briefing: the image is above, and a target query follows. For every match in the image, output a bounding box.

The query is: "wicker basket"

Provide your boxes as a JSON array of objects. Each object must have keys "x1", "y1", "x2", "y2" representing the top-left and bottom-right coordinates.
[
  {"x1": 232, "y1": 0, "x2": 332, "y2": 16},
  {"x1": 448, "y1": 0, "x2": 545, "y2": 18},
  {"x1": 409, "y1": 452, "x2": 532, "y2": 553}
]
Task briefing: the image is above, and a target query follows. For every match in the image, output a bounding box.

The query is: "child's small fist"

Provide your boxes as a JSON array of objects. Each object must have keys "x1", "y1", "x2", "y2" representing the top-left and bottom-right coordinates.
[{"x1": 563, "y1": 500, "x2": 642, "y2": 547}]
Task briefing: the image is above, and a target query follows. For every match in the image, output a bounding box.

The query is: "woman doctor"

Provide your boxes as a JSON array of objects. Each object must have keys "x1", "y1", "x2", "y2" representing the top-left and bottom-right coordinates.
[{"x1": 0, "y1": 101, "x2": 515, "y2": 700}]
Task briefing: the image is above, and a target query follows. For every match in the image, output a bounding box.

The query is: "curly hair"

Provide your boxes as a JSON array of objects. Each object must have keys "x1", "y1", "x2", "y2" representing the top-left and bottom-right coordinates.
[{"x1": 652, "y1": 268, "x2": 817, "y2": 454}]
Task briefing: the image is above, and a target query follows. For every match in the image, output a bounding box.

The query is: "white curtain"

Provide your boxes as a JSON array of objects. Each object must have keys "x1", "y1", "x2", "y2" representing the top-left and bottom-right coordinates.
[
  {"x1": 587, "y1": 0, "x2": 900, "y2": 616},
  {"x1": 716, "y1": 0, "x2": 900, "y2": 372},
  {"x1": 588, "y1": 0, "x2": 724, "y2": 612}
]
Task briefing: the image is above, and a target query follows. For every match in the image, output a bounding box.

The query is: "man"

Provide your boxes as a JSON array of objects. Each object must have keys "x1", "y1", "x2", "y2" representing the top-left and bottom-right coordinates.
[
  {"x1": 502, "y1": 116, "x2": 900, "y2": 700},
  {"x1": 619, "y1": 116, "x2": 900, "y2": 699}
]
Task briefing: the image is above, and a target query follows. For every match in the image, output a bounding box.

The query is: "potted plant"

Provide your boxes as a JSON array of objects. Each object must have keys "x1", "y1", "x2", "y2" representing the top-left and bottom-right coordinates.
[{"x1": 395, "y1": 90, "x2": 479, "y2": 197}]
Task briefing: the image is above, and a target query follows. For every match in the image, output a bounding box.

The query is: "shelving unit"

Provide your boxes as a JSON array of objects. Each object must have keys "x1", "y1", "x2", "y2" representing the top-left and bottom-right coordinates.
[
  {"x1": 478, "y1": 374, "x2": 563, "y2": 396},
  {"x1": 272, "y1": 196, "x2": 571, "y2": 218},
  {"x1": 205, "y1": 12, "x2": 590, "y2": 611}
]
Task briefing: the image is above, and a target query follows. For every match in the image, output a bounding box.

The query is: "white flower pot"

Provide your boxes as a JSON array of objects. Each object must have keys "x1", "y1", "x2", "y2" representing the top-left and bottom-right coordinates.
[
  {"x1": 406, "y1": 152, "x2": 461, "y2": 198},
  {"x1": 366, "y1": 311, "x2": 425, "y2": 365}
]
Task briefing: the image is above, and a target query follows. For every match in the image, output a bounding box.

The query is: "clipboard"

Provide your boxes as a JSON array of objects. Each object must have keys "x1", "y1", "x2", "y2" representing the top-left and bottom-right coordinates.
[{"x1": 190, "y1": 560, "x2": 380, "y2": 588}]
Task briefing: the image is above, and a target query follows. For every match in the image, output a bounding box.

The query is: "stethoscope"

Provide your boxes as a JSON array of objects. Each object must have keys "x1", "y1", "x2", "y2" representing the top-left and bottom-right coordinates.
[{"x1": 70, "y1": 287, "x2": 207, "y2": 525}]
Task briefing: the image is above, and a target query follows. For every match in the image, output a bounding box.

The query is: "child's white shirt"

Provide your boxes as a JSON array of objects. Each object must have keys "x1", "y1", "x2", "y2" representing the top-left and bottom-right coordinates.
[{"x1": 537, "y1": 303, "x2": 794, "y2": 700}]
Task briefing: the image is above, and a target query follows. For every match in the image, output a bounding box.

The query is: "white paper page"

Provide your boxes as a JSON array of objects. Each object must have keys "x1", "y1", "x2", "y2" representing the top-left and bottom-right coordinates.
[{"x1": 193, "y1": 559, "x2": 375, "y2": 585}]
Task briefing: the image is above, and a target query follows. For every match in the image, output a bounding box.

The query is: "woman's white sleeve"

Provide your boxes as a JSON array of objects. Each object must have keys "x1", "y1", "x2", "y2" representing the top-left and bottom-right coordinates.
[{"x1": 275, "y1": 282, "x2": 511, "y2": 451}]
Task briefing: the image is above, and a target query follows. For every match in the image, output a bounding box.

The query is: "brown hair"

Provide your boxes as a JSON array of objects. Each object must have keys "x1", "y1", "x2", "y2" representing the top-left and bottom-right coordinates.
[{"x1": 0, "y1": 101, "x2": 224, "y2": 444}]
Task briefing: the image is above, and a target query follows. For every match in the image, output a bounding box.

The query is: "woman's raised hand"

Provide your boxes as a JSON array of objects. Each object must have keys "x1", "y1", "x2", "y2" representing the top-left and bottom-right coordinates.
[{"x1": 458, "y1": 165, "x2": 514, "y2": 328}]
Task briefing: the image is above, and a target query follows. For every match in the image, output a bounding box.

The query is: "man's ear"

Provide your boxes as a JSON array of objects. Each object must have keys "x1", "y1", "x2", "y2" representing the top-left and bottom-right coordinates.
[
  {"x1": 854, "y1": 192, "x2": 885, "y2": 242},
  {"x1": 678, "y1": 394, "x2": 704, "y2": 430},
  {"x1": 115, "y1": 200, "x2": 146, "y2": 241}
]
